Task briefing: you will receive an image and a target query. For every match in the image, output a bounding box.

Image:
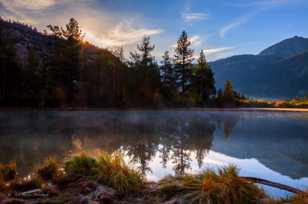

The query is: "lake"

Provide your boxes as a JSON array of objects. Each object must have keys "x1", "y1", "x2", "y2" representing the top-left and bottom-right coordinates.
[{"x1": 0, "y1": 110, "x2": 307, "y2": 197}]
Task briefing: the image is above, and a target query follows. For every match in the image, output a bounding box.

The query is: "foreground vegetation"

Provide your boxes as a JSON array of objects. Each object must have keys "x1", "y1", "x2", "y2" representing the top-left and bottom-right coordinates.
[{"x1": 0, "y1": 152, "x2": 307, "y2": 204}]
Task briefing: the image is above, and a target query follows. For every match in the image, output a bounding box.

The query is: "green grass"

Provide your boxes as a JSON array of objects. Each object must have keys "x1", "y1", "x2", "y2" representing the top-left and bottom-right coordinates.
[
  {"x1": 0, "y1": 162, "x2": 16, "y2": 182},
  {"x1": 64, "y1": 153, "x2": 99, "y2": 178},
  {"x1": 64, "y1": 152, "x2": 143, "y2": 194},
  {"x1": 159, "y1": 165, "x2": 265, "y2": 204}
]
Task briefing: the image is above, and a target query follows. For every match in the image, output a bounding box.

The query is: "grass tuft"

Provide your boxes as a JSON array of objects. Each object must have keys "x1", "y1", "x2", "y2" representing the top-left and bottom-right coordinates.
[
  {"x1": 97, "y1": 151, "x2": 143, "y2": 194},
  {"x1": 159, "y1": 165, "x2": 265, "y2": 204},
  {"x1": 290, "y1": 191, "x2": 308, "y2": 204},
  {"x1": 63, "y1": 152, "x2": 143, "y2": 194},
  {"x1": 64, "y1": 153, "x2": 99, "y2": 178}
]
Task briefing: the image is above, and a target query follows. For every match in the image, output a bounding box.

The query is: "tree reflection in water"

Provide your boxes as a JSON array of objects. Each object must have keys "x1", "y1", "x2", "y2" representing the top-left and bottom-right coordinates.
[{"x1": 0, "y1": 111, "x2": 238, "y2": 176}]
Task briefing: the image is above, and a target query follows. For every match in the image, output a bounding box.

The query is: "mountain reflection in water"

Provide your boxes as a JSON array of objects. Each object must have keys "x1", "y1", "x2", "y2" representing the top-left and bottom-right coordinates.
[{"x1": 0, "y1": 110, "x2": 307, "y2": 196}]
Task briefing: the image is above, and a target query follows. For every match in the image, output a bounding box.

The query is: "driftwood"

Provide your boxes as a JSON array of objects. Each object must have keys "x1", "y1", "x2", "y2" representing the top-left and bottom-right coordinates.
[{"x1": 241, "y1": 177, "x2": 303, "y2": 194}]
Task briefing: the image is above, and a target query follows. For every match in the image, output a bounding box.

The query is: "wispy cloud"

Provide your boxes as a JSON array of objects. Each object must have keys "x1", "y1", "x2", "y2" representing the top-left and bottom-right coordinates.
[
  {"x1": 219, "y1": 0, "x2": 298, "y2": 38},
  {"x1": 85, "y1": 21, "x2": 163, "y2": 47},
  {"x1": 202, "y1": 46, "x2": 236, "y2": 61},
  {"x1": 203, "y1": 47, "x2": 235, "y2": 55},
  {"x1": 190, "y1": 35, "x2": 202, "y2": 46},
  {"x1": 0, "y1": 0, "x2": 163, "y2": 48},
  {"x1": 219, "y1": 12, "x2": 256, "y2": 38},
  {"x1": 170, "y1": 34, "x2": 202, "y2": 48},
  {"x1": 0, "y1": 0, "x2": 56, "y2": 11},
  {"x1": 182, "y1": 12, "x2": 208, "y2": 23}
]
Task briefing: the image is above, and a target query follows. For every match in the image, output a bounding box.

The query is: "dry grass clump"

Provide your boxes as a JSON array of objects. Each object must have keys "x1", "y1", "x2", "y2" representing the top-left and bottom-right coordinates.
[
  {"x1": 0, "y1": 162, "x2": 16, "y2": 182},
  {"x1": 289, "y1": 191, "x2": 308, "y2": 204},
  {"x1": 63, "y1": 152, "x2": 143, "y2": 194},
  {"x1": 159, "y1": 165, "x2": 265, "y2": 204},
  {"x1": 97, "y1": 151, "x2": 143, "y2": 194},
  {"x1": 36, "y1": 157, "x2": 62, "y2": 181}
]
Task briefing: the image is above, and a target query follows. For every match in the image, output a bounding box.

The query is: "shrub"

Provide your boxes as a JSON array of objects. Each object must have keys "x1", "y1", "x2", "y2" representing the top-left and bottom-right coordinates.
[
  {"x1": 0, "y1": 162, "x2": 16, "y2": 182},
  {"x1": 37, "y1": 158, "x2": 61, "y2": 181},
  {"x1": 97, "y1": 151, "x2": 143, "y2": 194},
  {"x1": 159, "y1": 165, "x2": 264, "y2": 204},
  {"x1": 64, "y1": 153, "x2": 99, "y2": 178}
]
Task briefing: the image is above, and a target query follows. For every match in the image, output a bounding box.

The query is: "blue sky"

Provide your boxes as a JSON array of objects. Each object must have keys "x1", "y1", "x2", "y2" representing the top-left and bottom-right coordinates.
[{"x1": 1, "y1": 0, "x2": 308, "y2": 61}]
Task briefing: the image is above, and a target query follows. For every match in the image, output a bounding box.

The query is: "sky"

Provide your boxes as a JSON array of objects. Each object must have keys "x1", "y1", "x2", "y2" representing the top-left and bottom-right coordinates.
[{"x1": 0, "y1": 0, "x2": 308, "y2": 61}]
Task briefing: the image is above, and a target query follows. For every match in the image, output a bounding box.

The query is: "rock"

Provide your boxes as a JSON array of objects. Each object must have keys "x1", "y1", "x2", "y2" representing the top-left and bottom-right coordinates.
[
  {"x1": 42, "y1": 184, "x2": 59, "y2": 196},
  {"x1": 91, "y1": 185, "x2": 116, "y2": 203},
  {"x1": 0, "y1": 192, "x2": 8, "y2": 202},
  {"x1": 80, "y1": 195, "x2": 91, "y2": 204},
  {"x1": 162, "y1": 198, "x2": 181, "y2": 204},
  {"x1": 80, "y1": 180, "x2": 98, "y2": 194}
]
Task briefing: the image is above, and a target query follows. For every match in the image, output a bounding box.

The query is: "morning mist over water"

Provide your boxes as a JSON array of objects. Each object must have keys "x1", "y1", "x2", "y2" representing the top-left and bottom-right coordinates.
[{"x1": 1, "y1": 110, "x2": 308, "y2": 197}]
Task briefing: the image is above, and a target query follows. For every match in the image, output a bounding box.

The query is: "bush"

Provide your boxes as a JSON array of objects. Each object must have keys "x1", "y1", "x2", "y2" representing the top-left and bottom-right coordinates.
[
  {"x1": 159, "y1": 165, "x2": 264, "y2": 204},
  {"x1": 97, "y1": 151, "x2": 143, "y2": 194},
  {"x1": 64, "y1": 154, "x2": 99, "y2": 178},
  {"x1": 37, "y1": 158, "x2": 61, "y2": 181},
  {"x1": 0, "y1": 162, "x2": 16, "y2": 182}
]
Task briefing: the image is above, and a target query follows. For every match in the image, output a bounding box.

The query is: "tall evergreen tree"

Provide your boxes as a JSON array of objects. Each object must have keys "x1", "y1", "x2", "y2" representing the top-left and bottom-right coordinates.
[
  {"x1": 174, "y1": 31, "x2": 194, "y2": 94},
  {"x1": 130, "y1": 36, "x2": 155, "y2": 68},
  {"x1": 160, "y1": 51, "x2": 175, "y2": 87},
  {"x1": 193, "y1": 50, "x2": 216, "y2": 104},
  {"x1": 223, "y1": 80, "x2": 235, "y2": 105},
  {"x1": 47, "y1": 18, "x2": 83, "y2": 106},
  {"x1": 129, "y1": 36, "x2": 160, "y2": 106}
]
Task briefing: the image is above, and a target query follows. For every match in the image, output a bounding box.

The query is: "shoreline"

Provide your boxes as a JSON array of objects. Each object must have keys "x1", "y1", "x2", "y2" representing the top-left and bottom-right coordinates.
[{"x1": 0, "y1": 107, "x2": 308, "y2": 112}]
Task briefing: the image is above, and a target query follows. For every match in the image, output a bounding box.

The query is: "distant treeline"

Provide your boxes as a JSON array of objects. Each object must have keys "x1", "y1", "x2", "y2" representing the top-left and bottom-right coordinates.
[{"x1": 0, "y1": 18, "x2": 243, "y2": 108}]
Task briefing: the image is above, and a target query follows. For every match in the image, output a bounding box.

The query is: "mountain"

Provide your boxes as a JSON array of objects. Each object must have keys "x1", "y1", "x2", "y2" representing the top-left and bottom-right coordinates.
[
  {"x1": 260, "y1": 36, "x2": 308, "y2": 59},
  {"x1": 211, "y1": 36, "x2": 308, "y2": 99}
]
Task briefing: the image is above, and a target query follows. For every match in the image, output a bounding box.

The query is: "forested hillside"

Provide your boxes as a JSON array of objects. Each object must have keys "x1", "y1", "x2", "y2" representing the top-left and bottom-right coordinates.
[{"x1": 0, "y1": 18, "x2": 225, "y2": 108}]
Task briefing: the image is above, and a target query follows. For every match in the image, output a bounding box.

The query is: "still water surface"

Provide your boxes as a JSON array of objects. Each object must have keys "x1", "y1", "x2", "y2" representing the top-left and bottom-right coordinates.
[{"x1": 0, "y1": 110, "x2": 307, "y2": 197}]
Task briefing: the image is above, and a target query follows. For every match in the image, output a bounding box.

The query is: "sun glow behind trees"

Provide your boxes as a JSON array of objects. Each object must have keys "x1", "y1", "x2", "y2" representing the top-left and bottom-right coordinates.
[{"x1": 0, "y1": 17, "x2": 239, "y2": 108}]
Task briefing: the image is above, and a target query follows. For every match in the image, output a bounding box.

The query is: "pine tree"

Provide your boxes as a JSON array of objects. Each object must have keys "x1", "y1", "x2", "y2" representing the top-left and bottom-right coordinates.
[
  {"x1": 193, "y1": 50, "x2": 216, "y2": 104},
  {"x1": 129, "y1": 36, "x2": 160, "y2": 106},
  {"x1": 130, "y1": 36, "x2": 155, "y2": 68},
  {"x1": 47, "y1": 18, "x2": 83, "y2": 106},
  {"x1": 174, "y1": 31, "x2": 194, "y2": 94},
  {"x1": 216, "y1": 89, "x2": 224, "y2": 106},
  {"x1": 160, "y1": 51, "x2": 175, "y2": 87},
  {"x1": 223, "y1": 80, "x2": 235, "y2": 104}
]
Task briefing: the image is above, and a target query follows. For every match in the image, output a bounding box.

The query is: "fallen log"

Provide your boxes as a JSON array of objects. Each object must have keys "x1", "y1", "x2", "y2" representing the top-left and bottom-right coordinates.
[{"x1": 241, "y1": 176, "x2": 303, "y2": 194}]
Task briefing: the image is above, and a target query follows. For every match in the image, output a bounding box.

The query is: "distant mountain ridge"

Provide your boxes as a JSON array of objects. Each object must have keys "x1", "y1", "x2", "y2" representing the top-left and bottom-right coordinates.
[
  {"x1": 211, "y1": 36, "x2": 308, "y2": 99},
  {"x1": 260, "y1": 36, "x2": 308, "y2": 59}
]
